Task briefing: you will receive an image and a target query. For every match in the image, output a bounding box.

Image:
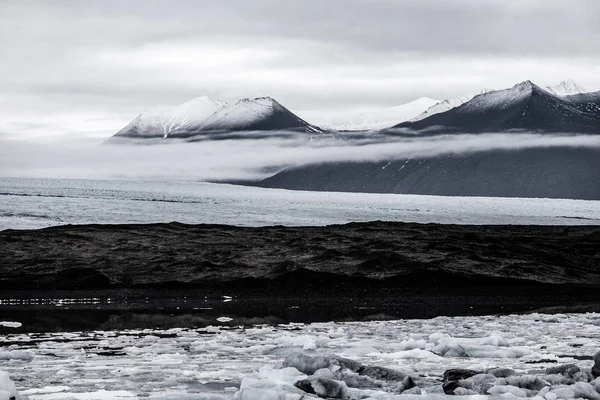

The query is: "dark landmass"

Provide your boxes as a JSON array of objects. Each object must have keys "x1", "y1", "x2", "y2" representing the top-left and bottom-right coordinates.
[
  {"x1": 1, "y1": 221, "x2": 599, "y2": 331},
  {"x1": 1, "y1": 221, "x2": 599, "y2": 289},
  {"x1": 259, "y1": 146, "x2": 600, "y2": 200}
]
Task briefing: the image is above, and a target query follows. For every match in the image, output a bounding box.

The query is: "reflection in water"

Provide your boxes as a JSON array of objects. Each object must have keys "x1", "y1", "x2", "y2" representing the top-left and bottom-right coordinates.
[{"x1": 2, "y1": 292, "x2": 598, "y2": 333}]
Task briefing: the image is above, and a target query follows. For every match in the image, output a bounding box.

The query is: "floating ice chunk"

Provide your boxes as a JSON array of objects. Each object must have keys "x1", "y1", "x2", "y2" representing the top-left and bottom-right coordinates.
[
  {"x1": 550, "y1": 386, "x2": 576, "y2": 399},
  {"x1": 275, "y1": 335, "x2": 318, "y2": 350},
  {"x1": 571, "y1": 381, "x2": 600, "y2": 400},
  {"x1": 453, "y1": 386, "x2": 479, "y2": 395},
  {"x1": 282, "y1": 353, "x2": 330, "y2": 375},
  {"x1": 378, "y1": 348, "x2": 443, "y2": 361},
  {"x1": 0, "y1": 371, "x2": 19, "y2": 400},
  {"x1": 488, "y1": 384, "x2": 528, "y2": 397},
  {"x1": 233, "y1": 377, "x2": 317, "y2": 400},
  {"x1": 217, "y1": 317, "x2": 233, "y2": 323},
  {"x1": 398, "y1": 338, "x2": 427, "y2": 350},
  {"x1": 592, "y1": 377, "x2": 600, "y2": 392},
  {"x1": 20, "y1": 386, "x2": 70, "y2": 395},
  {"x1": 26, "y1": 390, "x2": 137, "y2": 399},
  {"x1": 150, "y1": 353, "x2": 189, "y2": 365},
  {"x1": 481, "y1": 333, "x2": 509, "y2": 347},
  {"x1": 0, "y1": 322, "x2": 21, "y2": 328},
  {"x1": 0, "y1": 350, "x2": 32, "y2": 361},
  {"x1": 257, "y1": 367, "x2": 307, "y2": 385}
]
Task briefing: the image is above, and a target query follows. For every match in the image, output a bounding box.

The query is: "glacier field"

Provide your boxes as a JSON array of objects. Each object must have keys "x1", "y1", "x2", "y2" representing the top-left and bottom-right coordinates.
[{"x1": 1, "y1": 177, "x2": 600, "y2": 230}]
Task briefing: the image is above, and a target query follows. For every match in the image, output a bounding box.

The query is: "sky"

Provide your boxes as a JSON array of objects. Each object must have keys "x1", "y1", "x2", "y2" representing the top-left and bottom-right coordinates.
[{"x1": 1, "y1": 0, "x2": 600, "y2": 138}]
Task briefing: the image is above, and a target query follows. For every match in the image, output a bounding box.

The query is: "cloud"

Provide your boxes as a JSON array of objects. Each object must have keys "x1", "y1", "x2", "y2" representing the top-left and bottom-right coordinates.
[
  {"x1": 1, "y1": 133, "x2": 599, "y2": 182},
  {"x1": 1, "y1": 0, "x2": 599, "y2": 137}
]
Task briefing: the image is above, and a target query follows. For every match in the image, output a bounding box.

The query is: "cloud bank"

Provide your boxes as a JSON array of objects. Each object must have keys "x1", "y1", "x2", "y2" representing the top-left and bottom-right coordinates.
[{"x1": 1, "y1": 133, "x2": 599, "y2": 182}]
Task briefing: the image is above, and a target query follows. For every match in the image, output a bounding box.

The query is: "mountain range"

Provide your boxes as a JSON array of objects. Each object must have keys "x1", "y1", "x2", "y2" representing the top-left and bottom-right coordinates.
[
  {"x1": 109, "y1": 79, "x2": 600, "y2": 200},
  {"x1": 111, "y1": 80, "x2": 594, "y2": 139}
]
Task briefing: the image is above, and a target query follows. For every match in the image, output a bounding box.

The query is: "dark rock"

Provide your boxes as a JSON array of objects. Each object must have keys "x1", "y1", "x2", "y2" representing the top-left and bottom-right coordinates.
[
  {"x1": 357, "y1": 365, "x2": 409, "y2": 382},
  {"x1": 546, "y1": 364, "x2": 581, "y2": 378},
  {"x1": 486, "y1": 368, "x2": 516, "y2": 378},
  {"x1": 294, "y1": 379, "x2": 316, "y2": 395},
  {"x1": 402, "y1": 375, "x2": 416, "y2": 391},
  {"x1": 305, "y1": 378, "x2": 347, "y2": 399},
  {"x1": 443, "y1": 380, "x2": 461, "y2": 395},
  {"x1": 593, "y1": 351, "x2": 600, "y2": 378},
  {"x1": 443, "y1": 369, "x2": 480, "y2": 383},
  {"x1": 504, "y1": 375, "x2": 547, "y2": 391},
  {"x1": 335, "y1": 356, "x2": 363, "y2": 373}
]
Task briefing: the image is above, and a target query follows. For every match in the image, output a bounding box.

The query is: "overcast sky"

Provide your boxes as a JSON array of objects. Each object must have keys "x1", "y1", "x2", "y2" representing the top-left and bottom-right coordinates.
[{"x1": 1, "y1": 0, "x2": 599, "y2": 138}]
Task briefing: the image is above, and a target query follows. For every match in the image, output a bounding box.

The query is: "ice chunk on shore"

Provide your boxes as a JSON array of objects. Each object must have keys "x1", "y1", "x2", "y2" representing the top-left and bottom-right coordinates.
[{"x1": 0, "y1": 371, "x2": 19, "y2": 400}]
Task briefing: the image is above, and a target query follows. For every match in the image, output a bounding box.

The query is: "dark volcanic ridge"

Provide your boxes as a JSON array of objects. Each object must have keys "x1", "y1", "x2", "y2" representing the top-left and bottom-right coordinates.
[
  {"x1": 258, "y1": 146, "x2": 600, "y2": 200},
  {"x1": 1, "y1": 221, "x2": 599, "y2": 292}
]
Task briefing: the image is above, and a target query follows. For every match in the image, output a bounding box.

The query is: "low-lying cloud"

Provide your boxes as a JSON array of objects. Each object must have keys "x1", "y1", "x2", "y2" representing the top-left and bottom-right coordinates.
[{"x1": 1, "y1": 133, "x2": 599, "y2": 182}]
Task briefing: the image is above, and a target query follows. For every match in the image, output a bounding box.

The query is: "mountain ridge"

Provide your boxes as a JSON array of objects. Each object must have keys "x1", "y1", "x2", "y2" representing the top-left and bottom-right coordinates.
[
  {"x1": 394, "y1": 80, "x2": 600, "y2": 133},
  {"x1": 112, "y1": 96, "x2": 322, "y2": 139}
]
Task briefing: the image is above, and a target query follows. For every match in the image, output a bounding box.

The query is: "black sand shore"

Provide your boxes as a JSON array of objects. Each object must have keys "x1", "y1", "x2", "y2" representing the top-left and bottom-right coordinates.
[{"x1": 1, "y1": 221, "x2": 599, "y2": 332}]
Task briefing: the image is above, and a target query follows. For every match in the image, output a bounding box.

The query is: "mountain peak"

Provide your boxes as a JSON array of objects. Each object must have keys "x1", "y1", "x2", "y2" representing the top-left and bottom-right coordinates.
[
  {"x1": 511, "y1": 80, "x2": 537, "y2": 91},
  {"x1": 546, "y1": 80, "x2": 586, "y2": 96},
  {"x1": 113, "y1": 95, "x2": 319, "y2": 139}
]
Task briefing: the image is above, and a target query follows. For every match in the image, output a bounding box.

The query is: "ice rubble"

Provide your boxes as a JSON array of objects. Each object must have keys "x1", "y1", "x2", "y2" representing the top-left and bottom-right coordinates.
[
  {"x1": 2, "y1": 313, "x2": 600, "y2": 399},
  {"x1": 235, "y1": 350, "x2": 600, "y2": 399}
]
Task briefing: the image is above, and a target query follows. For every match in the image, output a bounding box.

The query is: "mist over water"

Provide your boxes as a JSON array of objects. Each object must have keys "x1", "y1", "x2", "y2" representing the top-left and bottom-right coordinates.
[{"x1": 1, "y1": 132, "x2": 599, "y2": 181}]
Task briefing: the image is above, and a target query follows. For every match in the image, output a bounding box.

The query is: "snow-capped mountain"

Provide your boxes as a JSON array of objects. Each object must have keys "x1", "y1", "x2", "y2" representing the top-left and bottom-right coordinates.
[
  {"x1": 545, "y1": 80, "x2": 586, "y2": 96},
  {"x1": 297, "y1": 97, "x2": 439, "y2": 131},
  {"x1": 410, "y1": 81, "x2": 587, "y2": 122},
  {"x1": 410, "y1": 89, "x2": 494, "y2": 122},
  {"x1": 395, "y1": 80, "x2": 600, "y2": 133},
  {"x1": 113, "y1": 96, "x2": 322, "y2": 139}
]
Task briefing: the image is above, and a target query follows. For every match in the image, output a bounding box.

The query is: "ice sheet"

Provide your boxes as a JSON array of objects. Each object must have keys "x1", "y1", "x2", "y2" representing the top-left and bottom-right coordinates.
[{"x1": 1, "y1": 177, "x2": 599, "y2": 230}]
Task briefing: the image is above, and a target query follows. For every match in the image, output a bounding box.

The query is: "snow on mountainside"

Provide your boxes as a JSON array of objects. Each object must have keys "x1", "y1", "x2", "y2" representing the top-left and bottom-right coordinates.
[
  {"x1": 411, "y1": 89, "x2": 493, "y2": 122},
  {"x1": 546, "y1": 80, "x2": 586, "y2": 96},
  {"x1": 410, "y1": 80, "x2": 587, "y2": 122},
  {"x1": 395, "y1": 80, "x2": 600, "y2": 133},
  {"x1": 297, "y1": 97, "x2": 439, "y2": 131},
  {"x1": 113, "y1": 96, "x2": 321, "y2": 139}
]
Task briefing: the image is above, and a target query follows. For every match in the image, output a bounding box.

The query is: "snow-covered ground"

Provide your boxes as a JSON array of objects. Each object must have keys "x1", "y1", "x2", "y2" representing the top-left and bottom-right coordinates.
[
  {"x1": 1, "y1": 313, "x2": 599, "y2": 399},
  {"x1": 1, "y1": 177, "x2": 600, "y2": 230}
]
